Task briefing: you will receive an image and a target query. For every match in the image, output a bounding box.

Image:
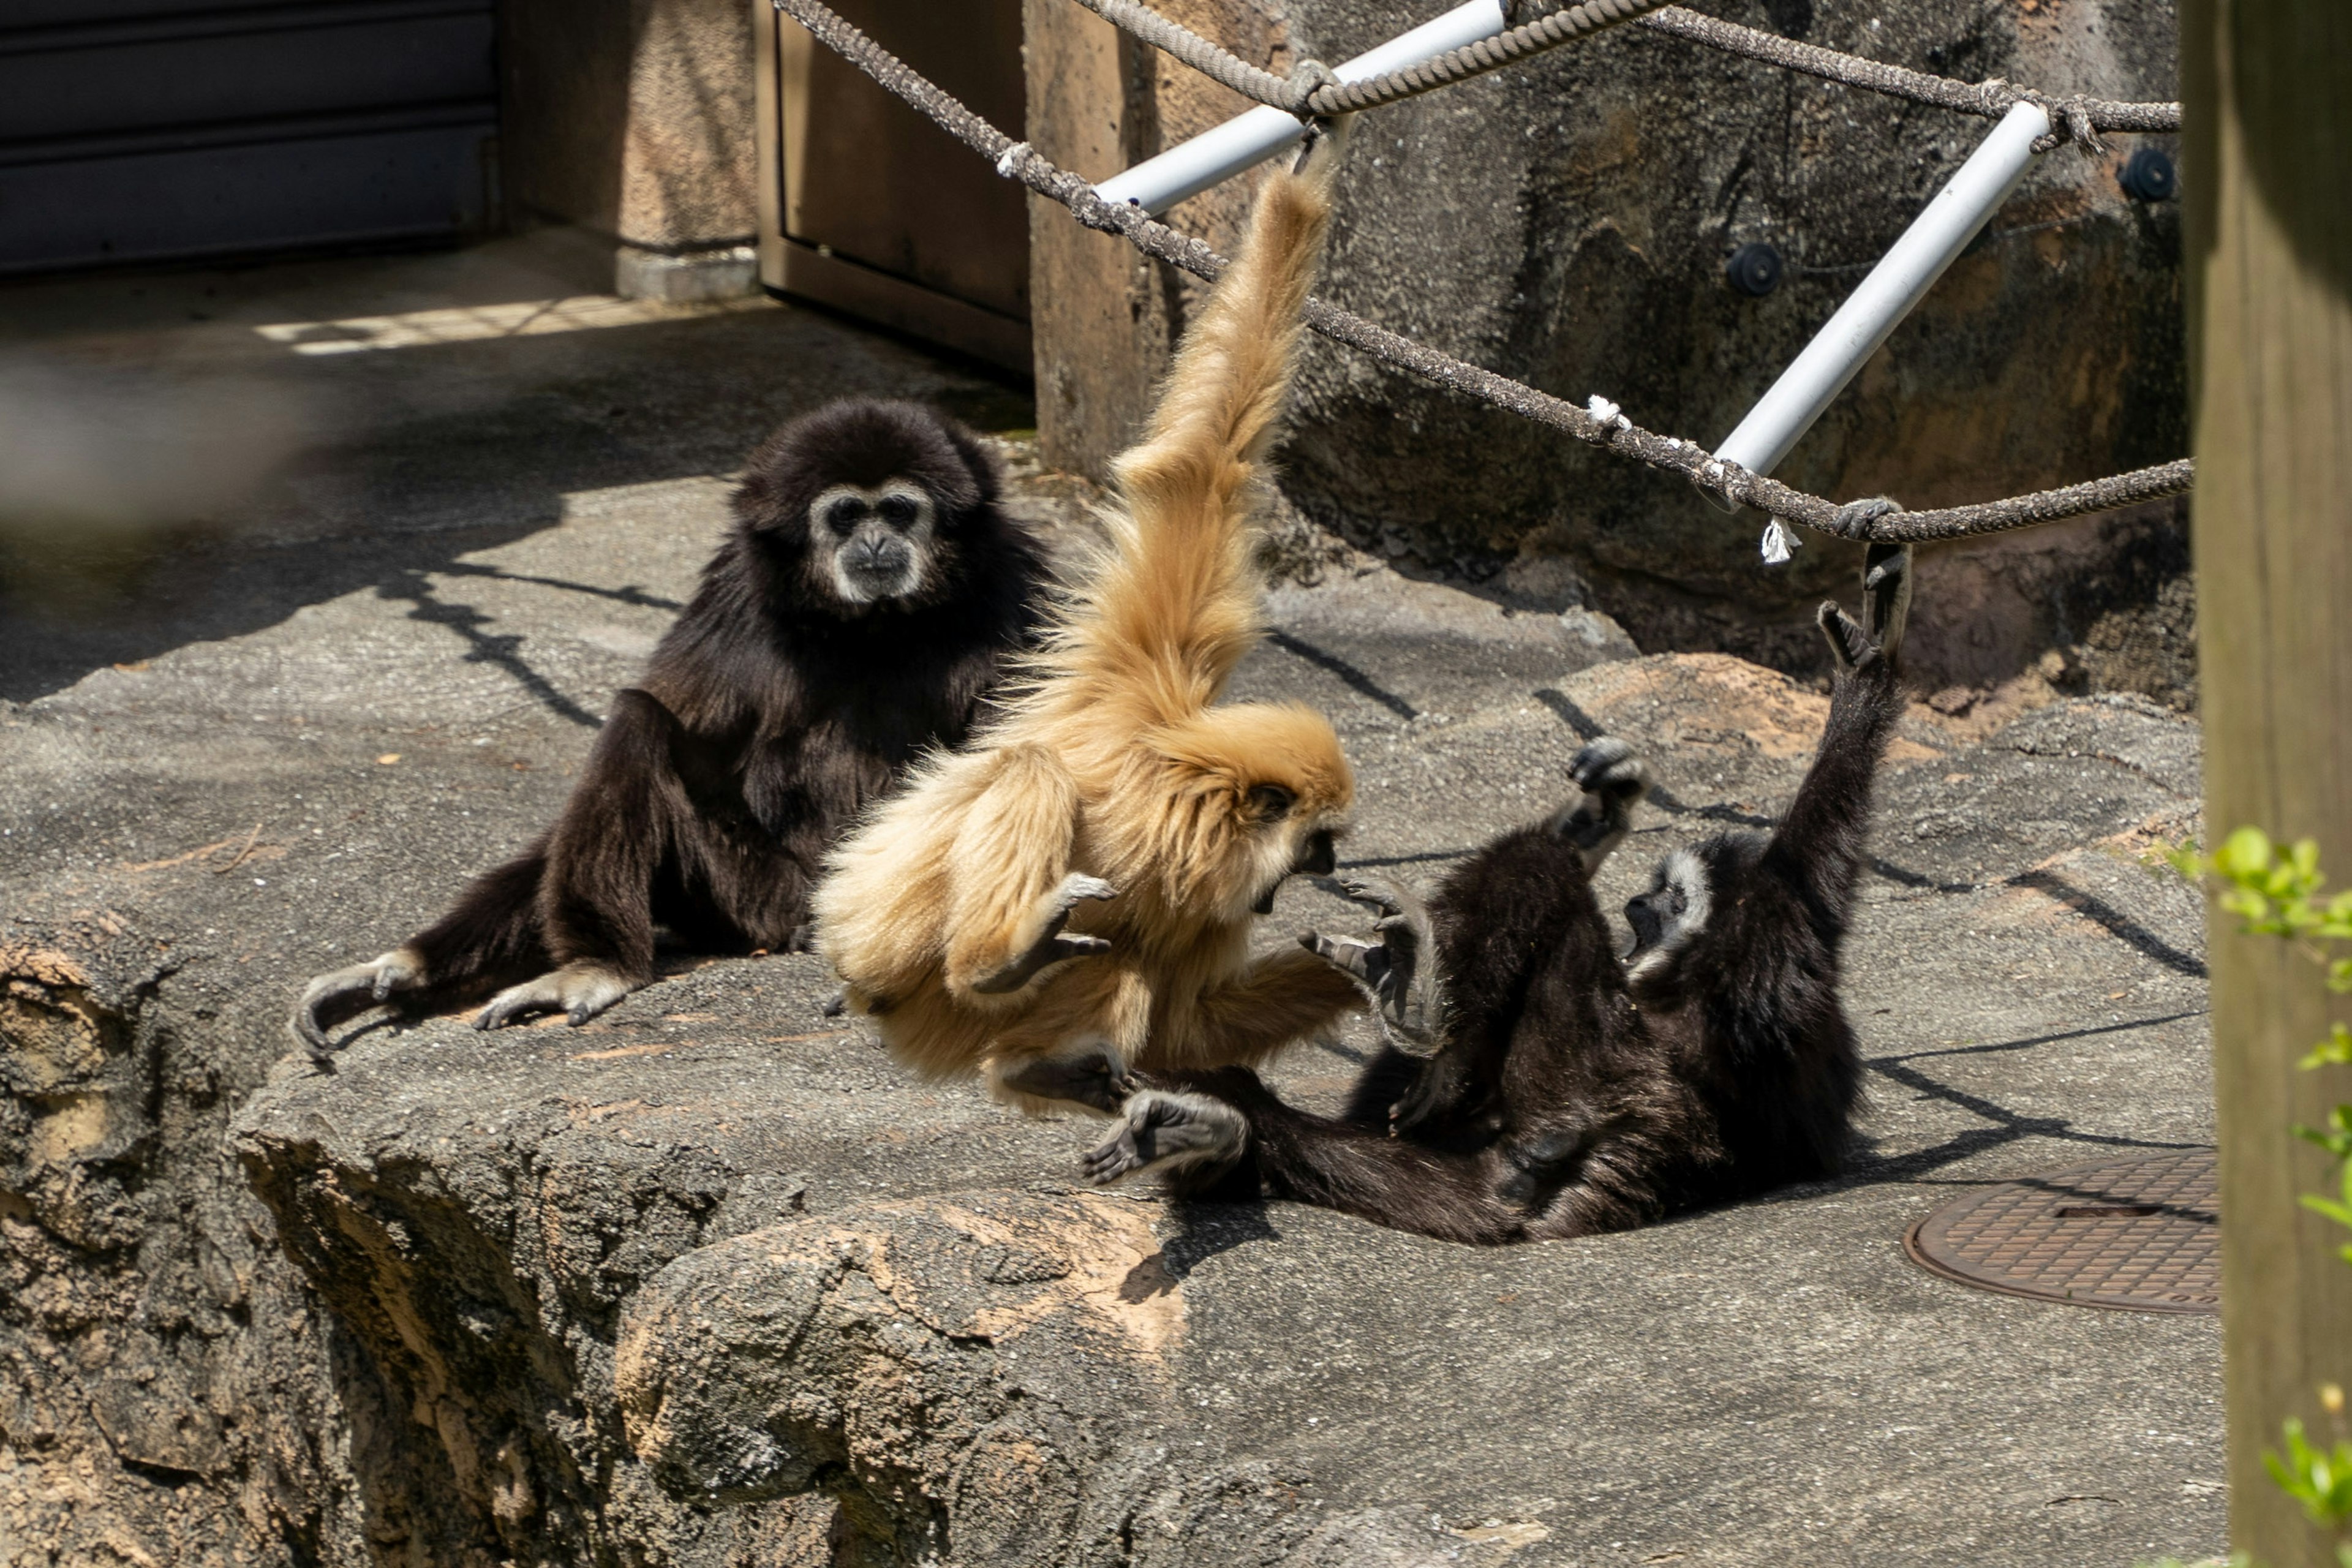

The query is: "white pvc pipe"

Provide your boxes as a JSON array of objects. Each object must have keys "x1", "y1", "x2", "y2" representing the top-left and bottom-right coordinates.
[
  {"x1": 1708, "y1": 99, "x2": 2053, "y2": 512},
  {"x1": 1094, "y1": 0, "x2": 1508, "y2": 214}
]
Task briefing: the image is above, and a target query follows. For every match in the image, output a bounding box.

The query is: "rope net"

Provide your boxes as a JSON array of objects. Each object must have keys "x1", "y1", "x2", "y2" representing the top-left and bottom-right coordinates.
[{"x1": 773, "y1": 0, "x2": 2193, "y2": 546}]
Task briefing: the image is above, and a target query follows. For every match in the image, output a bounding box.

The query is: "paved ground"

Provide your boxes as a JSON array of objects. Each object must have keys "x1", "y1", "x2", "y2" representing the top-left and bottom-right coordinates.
[{"x1": 1, "y1": 235, "x2": 2221, "y2": 1568}]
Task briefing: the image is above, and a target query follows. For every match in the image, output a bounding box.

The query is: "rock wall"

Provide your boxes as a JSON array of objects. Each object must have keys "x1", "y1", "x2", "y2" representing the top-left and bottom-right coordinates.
[
  {"x1": 1, "y1": 927, "x2": 364, "y2": 1568},
  {"x1": 1027, "y1": 0, "x2": 2188, "y2": 698}
]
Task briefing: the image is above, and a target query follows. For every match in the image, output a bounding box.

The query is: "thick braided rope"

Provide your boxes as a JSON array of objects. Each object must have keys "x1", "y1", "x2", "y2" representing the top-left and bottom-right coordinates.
[
  {"x1": 1068, "y1": 0, "x2": 1672, "y2": 116},
  {"x1": 1066, "y1": 0, "x2": 1303, "y2": 110},
  {"x1": 1067, "y1": 0, "x2": 2180, "y2": 135},
  {"x1": 774, "y1": 0, "x2": 2193, "y2": 543},
  {"x1": 1632, "y1": 7, "x2": 2180, "y2": 137},
  {"x1": 1305, "y1": 0, "x2": 1672, "y2": 114}
]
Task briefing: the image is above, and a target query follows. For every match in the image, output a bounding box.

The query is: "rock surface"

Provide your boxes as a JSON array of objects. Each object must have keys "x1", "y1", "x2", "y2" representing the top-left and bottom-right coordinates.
[
  {"x1": 5, "y1": 228, "x2": 2220, "y2": 1568},
  {"x1": 0, "y1": 234, "x2": 1029, "y2": 1568},
  {"x1": 233, "y1": 641, "x2": 2220, "y2": 1567}
]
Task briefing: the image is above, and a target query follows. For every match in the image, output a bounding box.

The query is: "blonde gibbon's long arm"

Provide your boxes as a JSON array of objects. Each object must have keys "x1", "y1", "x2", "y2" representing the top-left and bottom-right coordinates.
[
  {"x1": 1185, "y1": 944, "x2": 1370, "y2": 1068},
  {"x1": 1052, "y1": 132, "x2": 1344, "y2": 726},
  {"x1": 940, "y1": 744, "x2": 1109, "y2": 1001}
]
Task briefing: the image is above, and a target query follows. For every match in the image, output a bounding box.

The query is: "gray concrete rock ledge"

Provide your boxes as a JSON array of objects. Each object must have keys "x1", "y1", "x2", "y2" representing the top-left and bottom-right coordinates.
[
  {"x1": 229, "y1": 655, "x2": 2223, "y2": 1568},
  {"x1": 2, "y1": 242, "x2": 2220, "y2": 1567}
]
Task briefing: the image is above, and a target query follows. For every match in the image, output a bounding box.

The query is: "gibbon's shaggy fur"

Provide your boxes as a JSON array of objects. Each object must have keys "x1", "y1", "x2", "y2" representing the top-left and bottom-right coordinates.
[
  {"x1": 290, "y1": 399, "x2": 1050, "y2": 1054},
  {"x1": 814, "y1": 145, "x2": 1367, "y2": 1116},
  {"x1": 1085, "y1": 548, "x2": 1916, "y2": 1243}
]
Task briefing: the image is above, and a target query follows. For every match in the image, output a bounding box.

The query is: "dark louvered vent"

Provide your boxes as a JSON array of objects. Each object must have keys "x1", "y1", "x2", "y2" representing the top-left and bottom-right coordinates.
[{"x1": 0, "y1": 0, "x2": 497, "y2": 274}]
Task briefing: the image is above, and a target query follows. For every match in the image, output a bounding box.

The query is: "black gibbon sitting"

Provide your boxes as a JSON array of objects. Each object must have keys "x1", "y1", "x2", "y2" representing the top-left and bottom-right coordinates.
[
  {"x1": 291, "y1": 399, "x2": 1051, "y2": 1054},
  {"x1": 1084, "y1": 546, "x2": 1914, "y2": 1245}
]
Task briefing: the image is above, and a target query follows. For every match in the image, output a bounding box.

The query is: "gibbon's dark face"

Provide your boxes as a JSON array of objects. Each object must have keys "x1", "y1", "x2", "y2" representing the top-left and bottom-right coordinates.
[
  {"x1": 809, "y1": 480, "x2": 937, "y2": 605},
  {"x1": 1244, "y1": 783, "x2": 1340, "y2": 915},
  {"x1": 731, "y1": 398, "x2": 1001, "y2": 617},
  {"x1": 1623, "y1": 846, "x2": 1709, "y2": 964}
]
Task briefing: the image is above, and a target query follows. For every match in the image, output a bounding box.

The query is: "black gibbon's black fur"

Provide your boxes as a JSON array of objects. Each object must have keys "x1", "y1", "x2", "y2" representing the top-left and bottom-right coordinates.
[
  {"x1": 291, "y1": 399, "x2": 1051, "y2": 1052},
  {"x1": 1085, "y1": 546, "x2": 1915, "y2": 1245}
]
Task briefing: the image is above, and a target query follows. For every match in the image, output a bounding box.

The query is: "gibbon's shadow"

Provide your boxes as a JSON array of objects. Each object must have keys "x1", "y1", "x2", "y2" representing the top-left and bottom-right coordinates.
[
  {"x1": 1120, "y1": 1197, "x2": 1282, "y2": 1300},
  {"x1": 374, "y1": 567, "x2": 624, "y2": 729},
  {"x1": 0, "y1": 329, "x2": 1035, "y2": 704},
  {"x1": 1812, "y1": 1009, "x2": 2212, "y2": 1197}
]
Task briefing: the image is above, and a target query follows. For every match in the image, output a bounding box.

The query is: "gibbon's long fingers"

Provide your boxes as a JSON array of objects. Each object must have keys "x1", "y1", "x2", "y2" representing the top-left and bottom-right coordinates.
[
  {"x1": 940, "y1": 745, "x2": 1088, "y2": 1000},
  {"x1": 288, "y1": 949, "x2": 422, "y2": 1057},
  {"x1": 475, "y1": 962, "x2": 634, "y2": 1030},
  {"x1": 1082, "y1": 1090, "x2": 1248, "y2": 1185},
  {"x1": 1861, "y1": 541, "x2": 1913, "y2": 666},
  {"x1": 1089, "y1": 158, "x2": 1340, "y2": 704},
  {"x1": 1816, "y1": 602, "x2": 1872, "y2": 674},
  {"x1": 995, "y1": 1046, "x2": 1139, "y2": 1116},
  {"x1": 1298, "y1": 930, "x2": 1391, "y2": 993},
  {"x1": 1290, "y1": 111, "x2": 1354, "y2": 179},
  {"x1": 1548, "y1": 739, "x2": 1653, "y2": 874},
  {"x1": 969, "y1": 874, "x2": 1118, "y2": 994}
]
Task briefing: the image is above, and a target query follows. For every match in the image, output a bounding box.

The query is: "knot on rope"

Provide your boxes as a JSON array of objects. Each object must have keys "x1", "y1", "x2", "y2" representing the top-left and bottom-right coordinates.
[
  {"x1": 2022, "y1": 92, "x2": 2106, "y2": 155},
  {"x1": 994, "y1": 140, "x2": 1035, "y2": 178},
  {"x1": 1286, "y1": 58, "x2": 1337, "y2": 116}
]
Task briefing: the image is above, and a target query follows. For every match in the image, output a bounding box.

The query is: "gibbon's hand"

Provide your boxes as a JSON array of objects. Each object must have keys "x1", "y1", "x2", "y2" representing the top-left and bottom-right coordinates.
[
  {"x1": 1298, "y1": 875, "x2": 1428, "y2": 1035},
  {"x1": 996, "y1": 1046, "x2": 1139, "y2": 1115},
  {"x1": 475, "y1": 962, "x2": 636, "y2": 1030},
  {"x1": 970, "y1": 873, "x2": 1118, "y2": 995},
  {"x1": 1860, "y1": 540, "x2": 1912, "y2": 666},
  {"x1": 288, "y1": 948, "x2": 423, "y2": 1058},
  {"x1": 1082, "y1": 1090, "x2": 1247, "y2": 1185},
  {"x1": 1549, "y1": 738, "x2": 1652, "y2": 872}
]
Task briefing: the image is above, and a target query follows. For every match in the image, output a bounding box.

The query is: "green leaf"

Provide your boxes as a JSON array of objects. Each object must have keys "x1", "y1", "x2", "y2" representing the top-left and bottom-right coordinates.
[{"x1": 2220, "y1": 826, "x2": 2275, "y2": 880}]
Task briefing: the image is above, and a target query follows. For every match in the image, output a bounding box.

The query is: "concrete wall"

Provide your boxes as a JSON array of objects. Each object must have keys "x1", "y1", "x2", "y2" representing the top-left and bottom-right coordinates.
[
  {"x1": 500, "y1": 0, "x2": 760, "y2": 300},
  {"x1": 1026, "y1": 0, "x2": 2191, "y2": 704}
]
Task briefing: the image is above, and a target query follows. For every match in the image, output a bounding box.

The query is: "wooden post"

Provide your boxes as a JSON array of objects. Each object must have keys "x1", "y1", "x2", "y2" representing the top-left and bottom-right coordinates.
[
  {"x1": 2182, "y1": 4, "x2": 2352, "y2": 1564},
  {"x1": 1023, "y1": 0, "x2": 1290, "y2": 479},
  {"x1": 1024, "y1": 0, "x2": 1176, "y2": 479}
]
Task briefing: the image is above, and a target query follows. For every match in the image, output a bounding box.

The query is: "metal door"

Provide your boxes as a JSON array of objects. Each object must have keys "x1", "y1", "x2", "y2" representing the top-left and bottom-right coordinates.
[
  {"x1": 756, "y1": 0, "x2": 1030, "y2": 372},
  {"x1": 0, "y1": 0, "x2": 499, "y2": 275}
]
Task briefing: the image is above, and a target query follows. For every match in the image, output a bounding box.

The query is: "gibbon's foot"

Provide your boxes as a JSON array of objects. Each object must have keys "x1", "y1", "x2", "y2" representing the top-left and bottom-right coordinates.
[
  {"x1": 1833, "y1": 494, "x2": 1901, "y2": 539},
  {"x1": 1817, "y1": 601, "x2": 1879, "y2": 675},
  {"x1": 1300, "y1": 875, "x2": 1435, "y2": 1043},
  {"x1": 1547, "y1": 737, "x2": 1653, "y2": 872},
  {"x1": 1861, "y1": 541, "x2": 1913, "y2": 666},
  {"x1": 1082, "y1": 1090, "x2": 1248, "y2": 1185},
  {"x1": 821, "y1": 989, "x2": 848, "y2": 1018},
  {"x1": 1289, "y1": 108, "x2": 1354, "y2": 178},
  {"x1": 288, "y1": 948, "x2": 423, "y2": 1057},
  {"x1": 475, "y1": 962, "x2": 636, "y2": 1030},
  {"x1": 782, "y1": 923, "x2": 819, "y2": 956},
  {"x1": 969, "y1": 873, "x2": 1117, "y2": 995},
  {"x1": 995, "y1": 1046, "x2": 1139, "y2": 1115},
  {"x1": 1495, "y1": 1124, "x2": 1598, "y2": 1210}
]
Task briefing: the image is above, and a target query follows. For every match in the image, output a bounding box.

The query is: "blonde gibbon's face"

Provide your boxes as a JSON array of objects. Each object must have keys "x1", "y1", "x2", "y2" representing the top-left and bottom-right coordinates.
[
  {"x1": 1234, "y1": 778, "x2": 1344, "y2": 916},
  {"x1": 1145, "y1": 702, "x2": 1354, "y2": 921}
]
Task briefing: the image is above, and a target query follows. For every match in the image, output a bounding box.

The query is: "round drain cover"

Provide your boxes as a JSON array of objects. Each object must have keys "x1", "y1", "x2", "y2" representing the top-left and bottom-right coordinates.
[{"x1": 1903, "y1": 1147, "x2": 2218, "y2": 1314}]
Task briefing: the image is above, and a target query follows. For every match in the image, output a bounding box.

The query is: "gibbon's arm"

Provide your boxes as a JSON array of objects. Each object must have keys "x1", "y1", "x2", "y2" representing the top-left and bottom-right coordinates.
[
  {"x1": 940, "y1": 744, "x2": 1111, "y2": 1001},
  {"x1": 1071, "y1": 148, "x2": 1340, "y2": 722},
  {"x1": 1188, "y1": 943, "x2": 1366, "y2": 1065},
  {"x1": 1761, "y1": 647, "x2": 1902, "y2": 925}
]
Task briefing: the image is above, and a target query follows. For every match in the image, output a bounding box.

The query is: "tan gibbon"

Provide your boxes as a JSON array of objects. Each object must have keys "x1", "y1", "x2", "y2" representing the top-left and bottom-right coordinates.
[{"x1": 813, "y1": 135, "x2": 1365, "y2": 1117}]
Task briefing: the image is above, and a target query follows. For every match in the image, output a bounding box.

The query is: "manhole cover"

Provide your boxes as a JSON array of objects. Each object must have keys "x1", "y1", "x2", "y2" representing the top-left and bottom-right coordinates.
[{"x1": 1903, "y1": 1148, "x2": 2218, "y2": 1314}]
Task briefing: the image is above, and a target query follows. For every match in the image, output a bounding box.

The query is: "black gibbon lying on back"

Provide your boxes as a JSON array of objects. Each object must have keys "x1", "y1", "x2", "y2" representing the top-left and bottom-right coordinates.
[
  {"x1": 1084, "y1": 546, "x2": 1915, "y2": 1244},
  {"x1": 291, "y1": 399, "x2": 1051, "y2": 1054}
]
